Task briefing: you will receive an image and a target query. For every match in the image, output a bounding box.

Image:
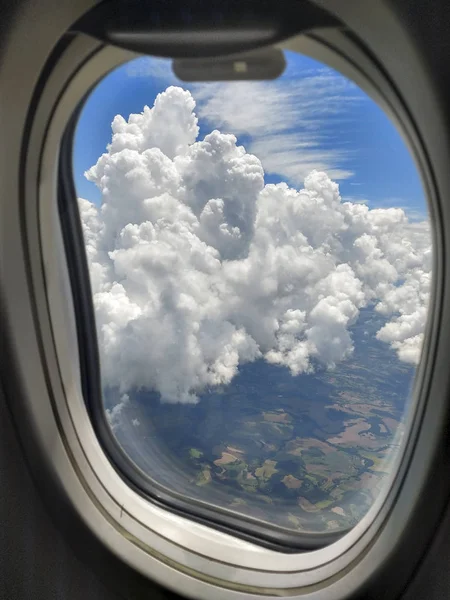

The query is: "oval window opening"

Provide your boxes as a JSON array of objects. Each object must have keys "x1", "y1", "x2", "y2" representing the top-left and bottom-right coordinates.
[{"x1": 72, "y1": 49, "x2": 431, "y2": 539}]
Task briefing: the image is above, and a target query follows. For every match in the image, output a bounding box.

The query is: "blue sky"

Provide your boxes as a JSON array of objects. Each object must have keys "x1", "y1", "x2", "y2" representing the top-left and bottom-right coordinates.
[{"x1": 73, "y1": 50, "x2": 426, "y2": 220}]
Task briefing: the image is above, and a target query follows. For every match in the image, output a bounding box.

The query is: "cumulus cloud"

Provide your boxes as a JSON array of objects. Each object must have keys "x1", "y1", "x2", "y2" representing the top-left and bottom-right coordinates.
[{"x1": 80, "y1": 86, "x2": 431, "y2": 404}]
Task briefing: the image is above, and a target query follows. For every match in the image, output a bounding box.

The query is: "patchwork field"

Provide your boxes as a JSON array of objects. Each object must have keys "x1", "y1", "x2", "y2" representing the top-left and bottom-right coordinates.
[{"x1": 114, "y1": 308, "x2": 415, "y2": 534}]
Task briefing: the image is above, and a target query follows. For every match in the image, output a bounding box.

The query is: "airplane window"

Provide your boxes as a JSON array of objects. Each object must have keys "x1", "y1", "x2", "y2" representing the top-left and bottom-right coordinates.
[{"x1": 72, "y1": 50, "x2": 431, "y2": 539}]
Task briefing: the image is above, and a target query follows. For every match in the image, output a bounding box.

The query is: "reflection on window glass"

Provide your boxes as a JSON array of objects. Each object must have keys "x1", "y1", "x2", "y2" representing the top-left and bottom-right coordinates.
[{"x1": 73, "y1": 51, "x2": 431, "y2": 534}]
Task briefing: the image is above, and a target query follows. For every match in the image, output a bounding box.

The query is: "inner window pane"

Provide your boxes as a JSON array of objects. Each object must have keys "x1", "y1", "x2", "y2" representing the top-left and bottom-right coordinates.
[{"x1": 73, "y1": 50, "x2": 431, "y2": 535}]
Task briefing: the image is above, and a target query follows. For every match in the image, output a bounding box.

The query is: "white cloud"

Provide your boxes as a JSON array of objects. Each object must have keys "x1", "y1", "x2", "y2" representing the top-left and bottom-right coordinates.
[
  {"x1": 125, "y1": 56, "x2": 173, "y2": 80},
  {"x1": 80, "y1": 86, "x2": 431, "y2": 407},
  {"x1": 106, "y1": 393, "x2": 130, "y2": 431},
  {"x1": 191, "y1": 72, "x2": 360, "y2": 184},
  {"x1": 366, "y1": 196, "x2": 428, "y2": 223}
]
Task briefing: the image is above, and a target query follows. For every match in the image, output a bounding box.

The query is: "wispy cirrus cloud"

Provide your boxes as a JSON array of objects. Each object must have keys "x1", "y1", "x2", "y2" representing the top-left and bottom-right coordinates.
[{"x1": 125, "y1": 56, "x2": 173, "y2": 80}]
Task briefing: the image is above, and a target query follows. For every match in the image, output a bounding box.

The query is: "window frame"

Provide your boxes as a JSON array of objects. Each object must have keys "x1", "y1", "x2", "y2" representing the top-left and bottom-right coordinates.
[{"x1": 4, "y1": 8, "x2": 448, "y2": 599}]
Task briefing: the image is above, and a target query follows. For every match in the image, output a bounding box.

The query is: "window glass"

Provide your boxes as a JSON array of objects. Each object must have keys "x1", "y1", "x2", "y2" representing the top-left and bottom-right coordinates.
[{"x1": 73, "y1": 51, "x2": 431, "y2": 535}]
